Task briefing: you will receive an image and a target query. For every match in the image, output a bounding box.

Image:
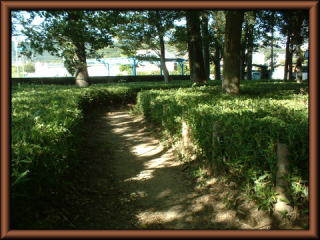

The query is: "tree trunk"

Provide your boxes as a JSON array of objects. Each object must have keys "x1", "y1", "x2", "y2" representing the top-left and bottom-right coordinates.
[
  {"x1": 67, "y1": 11, "x2": 89, "y2": 87},
  {"x1": 270, "y1": 12, "x2": 275, "y2": 79},
  {"x1": 159, "y1": 36, "x2": 170, "y2": 83},
  {"x1": 214, "y1": 45, "x2": 221, "y2": 80},
  {"x1": 222, "y1": 11, "x2": 244, "y2": 94},
  {"x1": 270, "y1": 27, "x2": 274, "y2": 79},
  {"x1": 288, "y1": 42, "x2": 294, "y2": 81},
  {"x1": 186, "y1": 10, "x2": 206, "y2": 84},
  {"x1": 295, "y1": 45, "x2": 304, "y2": 83},
  {"x1": 156, "y1": 11, "x2": 170, "y2": 83},
  {"x1": 246, "y1": 11, "x2": 256, "y2": 81},
  {"x1": 240, "y1": 42, "x2": 246, "y2": 81},
  {"x1": 187, "y1": 40, "x2": 194, "y2": 80},
  {"x1": 75, "y1": 42, "x2": 89, "y2": 87},
  {"x1": 246, "y1": 46, "x2": 253, "y2": 80},
  {"x1": 201, "y1": 11, "x2": 210, "y2": 81},
  {"x1": 291, "y1": 12, "x2": 305, "y2": 84},
  {"x1": 274, "y1": 143, "x2": 293, "y2": 225},
  {"x1": 283, "y1": 34, "x2": 290, "y2": 81},
  {"x1": 186, "y1": 13, "x2": 194, "y2": 81}
]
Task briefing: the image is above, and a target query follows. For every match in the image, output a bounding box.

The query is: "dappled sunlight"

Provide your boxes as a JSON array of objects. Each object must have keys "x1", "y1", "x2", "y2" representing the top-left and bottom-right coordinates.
[
  {"x1": 107, "y1": 121, "x2": 133, "y2": 127},
  {"x1": 137, "y1": 206, "x2": 185, "y2": 226},
  {"x1": 11, "y1": 79, "x2": 308, "y2": 230},
  {"x1": 111, "y1": 126, "x2": 130, "y2": 134},
  {"x1": 103, "y1": 108, "x2": 274, "y2": 229},
  {"x1": 124, "y1": 169, "x2": 155, "y2": 182},
  {"x1": 131, "y1": 143, "x2": 161, "y2": 156},
  {"x1": 156, "y1": 189, "x2": 172, "y2": 199},
  {"x1": 189, "y1": 194, "x2": 211, "y2": 212},
  {"x1": 106, "y1": 112, "x2": 129, "y2": 119},
  {"x1": 214, "y1": 210, "x2": 237, "y2": 223},
  {"x1": 129, "y1": 191, "x2": 148, "y2": 201},
  {"x1": 146, "y1": 156, "x2": 173, "y2": 169}
]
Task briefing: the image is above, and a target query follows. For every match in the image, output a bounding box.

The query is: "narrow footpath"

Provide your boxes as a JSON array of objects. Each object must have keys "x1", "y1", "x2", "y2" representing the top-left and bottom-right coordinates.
[{"x1": 40, "y1": 106, "x2": 274, "y2": 229}]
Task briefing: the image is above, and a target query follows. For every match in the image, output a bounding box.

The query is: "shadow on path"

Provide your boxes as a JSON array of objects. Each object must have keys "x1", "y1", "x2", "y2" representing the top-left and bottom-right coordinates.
[{"x1": 37, "y1": 106, "x2": 273, "y2": 230}]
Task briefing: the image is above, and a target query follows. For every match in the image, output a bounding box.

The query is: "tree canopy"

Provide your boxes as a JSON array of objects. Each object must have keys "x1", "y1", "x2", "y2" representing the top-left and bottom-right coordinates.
[
  {"x1": 17, "y1": 10, "x2": 118, "y2": 86},
  {"x1": 13, "y1": 9, "x2": 309, "y2": 89}
]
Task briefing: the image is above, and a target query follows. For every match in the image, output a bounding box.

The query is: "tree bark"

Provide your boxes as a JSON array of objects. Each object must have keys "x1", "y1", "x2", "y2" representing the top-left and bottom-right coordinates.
[
  {"x1": 283, "y1": 34, "x2": 290, "y2": 81},
  {"x1": 214, "y1": 45, "x2": 221, "y2": 80},
  {"x1": 274, "y1": 143, "x2": 293, "y2": 224},
  {"x1": 155, "y1": 11, "x2": 170, "y2": 83},
  {"x1": 270, "y1": 29, "x2": 274, "y2": 79},
  {"x1": 295, "y1": 45, "x2": 304, "y2": 83},
  {"x1": 187, "y1": 36, "x2": 195, "y2": 80},
  {"x1": 186, "y1": 10, "x2": 206, "y2": 84},
  {"x1": 270, "y1": 12, "x2": 275, "y2": 79},
  {"x1": 159, "y1": 35, "x2": 170, "y2": 83},
  {"x1": 240, "y1": 14, "x2": 248, "y2": 81},
  {"x1": 240, "y1": 41, "x2": 246, "y2": 81},
  {"x1": 222, "y1": 11, "x2": 244, "y2": 94},
  {"x1": 288, "y1": 42, "x2": 294, "y2": 81},
  {"x1": 291, "y1": 12, "x2": 305, "y2": 83},
  {"x1": 186, "y1": 12, "x2": 194, "y2": 81},
  {"x1": 68, "y1": 11, "x2": 89, "y2": 87},
  {"x1": 201, "y1": 11, "x2": 210, "y2": 81},
  {"x1": 75, "y1": 42, "x2": 89, "y2": 87},
  {"x1": 246, "y1": 11, "x2": 256, "y2": 81},
  {"x1": 246, "y1": 46, "x2": 253, "y2": 80}
]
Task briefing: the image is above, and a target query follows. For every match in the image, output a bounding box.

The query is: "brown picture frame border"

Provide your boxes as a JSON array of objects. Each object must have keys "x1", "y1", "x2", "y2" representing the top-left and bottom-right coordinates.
[{"x1": 1, "y1": 1, "x2": 318, "y2": 238}]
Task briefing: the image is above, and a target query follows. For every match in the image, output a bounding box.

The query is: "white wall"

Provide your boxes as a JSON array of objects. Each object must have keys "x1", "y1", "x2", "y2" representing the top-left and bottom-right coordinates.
[
  {"x1": 26, "y1": 62, "x2": 71, "y2": 77},
  {"x1": 252, "y1": 52, "x2": 265, "y2": 65},
  {"x1": 27, "y1": 59, "x2": 177, "y2": 77}
]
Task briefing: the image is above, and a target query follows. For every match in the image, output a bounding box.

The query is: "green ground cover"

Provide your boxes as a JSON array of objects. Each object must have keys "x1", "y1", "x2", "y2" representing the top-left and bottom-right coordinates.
[
  {"x1": 134, "y1": 81, "x2": 309, "y2": 212},
  {"x1": 11, "y1": 81, "x2": 194, "y2": 204},
  {"x1": 11, "y1": 80, "x2": 308, "y2": 225}
]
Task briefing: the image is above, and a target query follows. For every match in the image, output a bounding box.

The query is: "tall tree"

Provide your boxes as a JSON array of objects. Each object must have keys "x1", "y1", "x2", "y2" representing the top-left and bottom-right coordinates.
[
  {"x1": 186, "y1": 10, "x2": 206, "y2": 84},
  {"x1": 281, "y1": 12, "x2": 294, "y2": 81},
  {"x1": 291, "y1": 10, "x2": 308, "y2": 83},
  {"x1": 283, "y1": 32, "x2": 292, "y2": 81},
  {"x1": 257, "y1": 10, "x2": 281, "y2": 79},
  {"x1": 116, "y1": 10, "x2": 179, "y2": 83},
  {"x1": 201, "y1": 11, "x2": 210, "y2": 81},
  {"x1": 269, "y1": 11, "x2": 276, "y2": 76},
  {"x1": 155, "y1": 10, "x2": 170, "y2": 83},
  {"x1": 17, "y1": 10, "x2": 115, "y2": 87},
  {"x1": 245, "y1": 11, "x2": 257, "y2": 80},
  {"x1": 210, "y1": 11, "x2": 225, "y2": 81},
  {"x1": 169, "y1": 10, "x2": 222, "y2": 81},
  {"x1": 222, "y1": 10, "x2": 244, "y2": 94},
  {"x1": 240, "y1": 11, "x2": 257, "y2": 80},
  {"x1": 279, "y1": 10, "x2": 308, "y2": 82}
]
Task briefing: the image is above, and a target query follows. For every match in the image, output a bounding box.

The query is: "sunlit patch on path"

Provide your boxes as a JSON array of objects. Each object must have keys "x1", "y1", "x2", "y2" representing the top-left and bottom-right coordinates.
[
  {"x1": 100, "y1": 108, "x2": 273, "y2": 229},
  {"x1": 35, "y1": 107, "x2": 277, "y2": 229}
]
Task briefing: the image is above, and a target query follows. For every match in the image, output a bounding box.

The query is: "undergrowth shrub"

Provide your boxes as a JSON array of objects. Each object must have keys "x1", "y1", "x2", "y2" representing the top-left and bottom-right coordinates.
[
  {"x1": 11, "y1": 80, "x2": 195, "y2": 225},
  {"x1": 11, "y1": 80, "x2": 308, "y2": 226},
  {"x1": 134, "y1": 81, "x2": 308, "y2": 212}
]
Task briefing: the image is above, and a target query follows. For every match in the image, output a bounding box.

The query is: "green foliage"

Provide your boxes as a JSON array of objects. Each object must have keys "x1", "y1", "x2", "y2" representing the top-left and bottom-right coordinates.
[
  {"x1": 119, "y1": 64, "x2": 132, "y2": 74},
  {"x1": 251, "y1": 172, "x2": 278, "y2": 212},
  {"x1": 11, "y1": 65, "x2": 23, "y2": 77},
  {"x1": 134, "y1": 81, "x2": 308, "y2": 211},
  {"x1": 11, "y1": 63, "x2": 35, "y2": 77},
  {"x1": 11, "y1": 80, "x2": 308, "y2": 221},
  {"x1": 11, "y1": 85, "x2": 84, "y2": 190},
  {"x1": 15, "y1": 10, "x2": 117, "y2": 75},
  {"x1": 116, "y1": 10, "x2": 181, "y2": 56},
  {"x1": 11, "y1": 80, "x2": 194, "y2": 198},
  {"x1": 24, "y1": 62, "x2": 36, "y2": 73}
]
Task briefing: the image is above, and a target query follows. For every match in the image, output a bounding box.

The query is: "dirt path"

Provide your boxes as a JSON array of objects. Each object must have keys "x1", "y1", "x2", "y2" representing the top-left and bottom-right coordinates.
[{"x1": 40, "y1": 106, "x2": 275, "y2": 230}]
